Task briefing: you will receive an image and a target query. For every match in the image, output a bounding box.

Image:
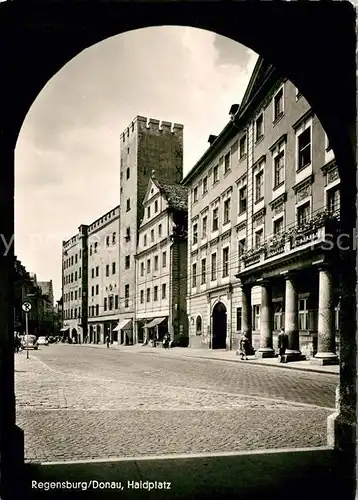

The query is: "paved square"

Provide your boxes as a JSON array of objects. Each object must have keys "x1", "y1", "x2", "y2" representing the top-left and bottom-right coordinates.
[{"x1": 15, "y1": 345, "x2": 337, "y2": 462}]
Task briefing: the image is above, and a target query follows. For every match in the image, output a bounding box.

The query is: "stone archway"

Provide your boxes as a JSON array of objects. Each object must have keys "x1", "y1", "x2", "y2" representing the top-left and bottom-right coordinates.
[
  {"x1": 212, "y1": 302, "x2": 227, "y2": 350},
  {"x1": 0, "y1": 4, "x2": 355, "y2": 496}
]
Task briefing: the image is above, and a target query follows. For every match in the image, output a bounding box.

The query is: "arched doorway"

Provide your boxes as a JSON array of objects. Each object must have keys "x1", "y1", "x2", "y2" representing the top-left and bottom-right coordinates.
[
  {"x1": 196, "y1": 316, "x2": 202, "y2": 336},
  {"x1": 212, "y1": 302, "x2": 227, "y2": 349}
]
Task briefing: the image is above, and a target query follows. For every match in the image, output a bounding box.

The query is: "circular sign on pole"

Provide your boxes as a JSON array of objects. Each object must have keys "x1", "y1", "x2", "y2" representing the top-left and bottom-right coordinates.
[{"x1": 22, "y1": 301, "x2": 32, "y2": 312}]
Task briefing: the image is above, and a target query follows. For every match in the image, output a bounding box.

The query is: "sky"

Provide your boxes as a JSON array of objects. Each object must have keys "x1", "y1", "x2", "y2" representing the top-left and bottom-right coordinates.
[{"x1": 15, "y1": 26, "x2": 258, "y2": 301}]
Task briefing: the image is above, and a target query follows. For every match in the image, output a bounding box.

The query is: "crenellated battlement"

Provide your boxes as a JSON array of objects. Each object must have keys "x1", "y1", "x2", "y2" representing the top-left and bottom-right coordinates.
[{"x1": 120, "y1": 116, "x2": 184, "y2": 141}]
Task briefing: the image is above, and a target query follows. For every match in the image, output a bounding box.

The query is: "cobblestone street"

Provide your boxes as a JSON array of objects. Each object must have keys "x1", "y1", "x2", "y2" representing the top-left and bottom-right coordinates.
[{"x1": 15, "y1": 345, "x2": 338, "y2": 463}]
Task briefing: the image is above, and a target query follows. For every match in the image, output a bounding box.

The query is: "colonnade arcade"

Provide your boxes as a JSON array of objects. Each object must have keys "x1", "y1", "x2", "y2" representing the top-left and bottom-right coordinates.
[{"x1": 240, "y1": 263, "x2": 339, "y2": 365}]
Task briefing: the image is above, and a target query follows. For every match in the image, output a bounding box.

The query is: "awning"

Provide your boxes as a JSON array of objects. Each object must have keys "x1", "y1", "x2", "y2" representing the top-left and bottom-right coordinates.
[
  {"x1": 145, "y1": 317, "x2": 167, "y2": 329},
  {"x1": 113, "y1": 319, "x2": 132, "y2": 332},
  {"x1": 60, "y1": 327, "x2": 69, "y2": 332}
]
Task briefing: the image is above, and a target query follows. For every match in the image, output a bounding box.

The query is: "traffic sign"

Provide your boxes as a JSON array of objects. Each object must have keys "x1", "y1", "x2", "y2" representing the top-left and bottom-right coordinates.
[{"x1": 22, "y1": 301, "x2": 32, "y2": 312}]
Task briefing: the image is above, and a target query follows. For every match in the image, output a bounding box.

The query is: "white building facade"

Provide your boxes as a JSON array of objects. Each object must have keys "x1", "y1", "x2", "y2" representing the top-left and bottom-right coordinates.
[
  {"x1": 87, "y1": 206, "x2": 128, "y2": 345},
  {"x1": 135, "y1": 177, "x2": 188, "y2": 345}
]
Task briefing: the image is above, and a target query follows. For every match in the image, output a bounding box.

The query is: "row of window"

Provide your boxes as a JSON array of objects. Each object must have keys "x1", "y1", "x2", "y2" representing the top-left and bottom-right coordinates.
[
  {"x1": 251, "y1": 187, "x2": 340, "y2": 249},
  {"x1": 192, "y1": 247, "x2": 230, "y2": 287},
  {"x1": 235, "y1": 299, "x2": 339, "y2": 332},
  {"x1": 65, "y1": 292, "x2": 130, "y2": 319},
  {"x1": 89, "y1": 233, "x2": 117, "y2": 255},
  {"x1": 142, "y1": 223, "x2": 163, "y2": 247},
  {"x1": 194, "y1": 299, "x2": 339, "y2": 335},
  {"x1": 64, "y1": 289, "x2": 81, "y2": 303},
  {"x1": 139, "y1": 283, "x2": 167, "y2": 304},
  {"x1": 192, "y1": 119, "x2": 312, "y2": 207},
  {"x1": 64, "y1": 251, "x2": 82, "y2": 269},
  {"x1": 139, "y1": 251, "x2": 167, "y2": 276},
  {"x1": 64, "y1": 268, "x2": 82, "y2": 285},
  {"x1": 64, "y1": 307, "x2": 81, "y2": 320},
  {"x1": 191, "y1": 184, "x2": 340, "y2": 252},
  {"x1": 192, "y1": 199, "x2": 231, "y2": 245},
  {"x1": 90, "y1": 262, "x2": 117, "y2": 279}
]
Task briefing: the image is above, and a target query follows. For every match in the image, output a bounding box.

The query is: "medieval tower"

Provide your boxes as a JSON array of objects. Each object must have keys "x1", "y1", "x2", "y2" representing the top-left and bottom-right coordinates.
[{"x1": 118, "y1": 116, "x2": 184, "y2": 333}]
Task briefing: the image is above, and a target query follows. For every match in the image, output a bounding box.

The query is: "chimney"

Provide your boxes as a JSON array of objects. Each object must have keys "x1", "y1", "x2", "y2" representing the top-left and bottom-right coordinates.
[
  {"x1": 208, "y1": 135, "x2": 217, "y2": 145},
  {"x1": 229, "y1": 104, "x2": 240, "y2": 118}
]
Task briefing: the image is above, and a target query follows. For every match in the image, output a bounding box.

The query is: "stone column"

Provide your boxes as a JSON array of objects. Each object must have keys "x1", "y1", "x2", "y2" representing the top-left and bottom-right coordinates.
[
  {"x1": 312, "y1": 265, "x2": 338, "y2": 365},
  {"x1": 257, "y1": 281, "x2": 275, "y2": 358},
  {"x1": 237, "y1": 284, "x2": 252, "y2": 355},
  {"x1": 133, "y1": 321, "x2": 138, "y2": 345},
  {"x1": 284, "y1": 273, "x2": 305, "y2": 361}
]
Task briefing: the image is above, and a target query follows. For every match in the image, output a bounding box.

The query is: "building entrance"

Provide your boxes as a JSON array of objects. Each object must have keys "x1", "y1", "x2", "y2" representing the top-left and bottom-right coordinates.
[{"x1": 212, "y1": 302, "x2": 227, "y2": 349}]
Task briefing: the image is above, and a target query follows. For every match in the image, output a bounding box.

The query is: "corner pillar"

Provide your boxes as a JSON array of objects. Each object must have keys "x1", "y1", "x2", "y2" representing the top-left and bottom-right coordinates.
[
  {"x1": 284, "y1": 273, "x2": 305, "y2": 361},
  {"x1": 257, "y1": 280, "x2": 275, "y2": 358},
  {"x1": 312, "y1": 265, "x2": 338, "y2": 366}
]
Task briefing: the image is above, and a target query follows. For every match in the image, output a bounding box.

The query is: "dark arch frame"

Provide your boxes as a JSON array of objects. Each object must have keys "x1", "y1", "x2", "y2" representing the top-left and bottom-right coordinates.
[{"x1": 0, "y1": 2, "x2": 355, "y2": 497}]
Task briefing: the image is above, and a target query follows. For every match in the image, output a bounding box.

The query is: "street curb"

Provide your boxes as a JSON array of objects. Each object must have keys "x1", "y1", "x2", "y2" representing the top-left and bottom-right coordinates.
[
  {"x1": 33, "y1": 446, "x2": 333, "y2": 465},
  {"x1": 179, "y1": 354, "x2": 339, "y2": 376},
  {"x1": 69, "y1": 344, "x2": 338, "y2": 376}
]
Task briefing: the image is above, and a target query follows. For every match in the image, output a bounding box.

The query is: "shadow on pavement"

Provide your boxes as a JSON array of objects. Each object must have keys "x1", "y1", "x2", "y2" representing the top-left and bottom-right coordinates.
[{"x1": 17, "y1": 449, "x2": 355, "y2": 499}]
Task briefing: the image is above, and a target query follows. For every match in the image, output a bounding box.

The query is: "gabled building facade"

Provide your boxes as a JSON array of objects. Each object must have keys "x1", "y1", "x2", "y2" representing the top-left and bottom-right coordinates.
[
  {"x1": 134, "y1": 176, "x2": 188, "y2": 345},
  {"x1": 183, "y1": 57, "x2": 340, "y2": 364}
]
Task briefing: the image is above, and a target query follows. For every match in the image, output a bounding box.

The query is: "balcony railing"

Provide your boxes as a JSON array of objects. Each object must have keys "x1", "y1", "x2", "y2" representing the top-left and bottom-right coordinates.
[{"x1": 239, "y1": 208, "x2": 340, "y2": 272}]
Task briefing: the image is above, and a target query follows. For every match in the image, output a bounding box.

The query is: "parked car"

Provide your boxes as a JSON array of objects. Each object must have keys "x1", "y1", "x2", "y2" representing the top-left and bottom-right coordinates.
[
  {"x1": 21, "y1": 335, "x2": 38, "y2": 350},
  {"x1": 37, "y1": 336, "x2": 49, "y2": 346}
]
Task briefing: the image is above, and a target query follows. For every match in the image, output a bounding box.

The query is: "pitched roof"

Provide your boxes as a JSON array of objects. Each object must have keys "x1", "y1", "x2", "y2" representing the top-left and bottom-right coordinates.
[{"x1": 152, "y1": 178, "x2": 188, "y2": 212}]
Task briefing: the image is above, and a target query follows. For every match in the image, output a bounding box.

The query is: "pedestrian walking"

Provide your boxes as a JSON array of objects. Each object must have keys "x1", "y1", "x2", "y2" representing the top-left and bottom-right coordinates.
[
  {"x1": 163, "y1": 333, "x2": 170, "y2": 349},
  {"x1": 105, "y1": 335, "x2": 110, "y2": 348},
  {"x1": 277, "y1": 327, "x2": 289, "y2": 362},
  {"x1": 239, "y1": 332, "x2": 250, "y2": 360}
]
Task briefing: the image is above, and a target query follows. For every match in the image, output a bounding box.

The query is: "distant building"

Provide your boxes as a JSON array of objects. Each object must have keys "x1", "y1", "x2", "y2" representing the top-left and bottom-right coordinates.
[
  {"x1": 183, "y1": 57, "x2": 340, "y2": 364},
  {"x1": 38, "y1": 280, "x2": 54, "y2": 334},
  {"x1": 62, "y1": 224, "x2": 88, "y2": 342},
  {"x1": 37, "y1": 280, "x2": 54, "y2": 307},
  {"x1": 54, "y1": 297, "x2": 63, "y2": 334},
  {"x1": 135, "y1": 176, "x2": 188, "y2": 345},
  {"x1": 14, "y1": 259, "x2": 52, "y2": 337}
]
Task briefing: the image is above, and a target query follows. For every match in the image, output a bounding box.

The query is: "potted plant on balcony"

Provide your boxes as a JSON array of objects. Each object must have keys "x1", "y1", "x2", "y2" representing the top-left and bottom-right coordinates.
[
  {"x1": 266, "y1": 232, "x2": 286, "y2": 251},
  {"x1": 241, "y1": 245, "x2": 263, "y2": 262}
]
